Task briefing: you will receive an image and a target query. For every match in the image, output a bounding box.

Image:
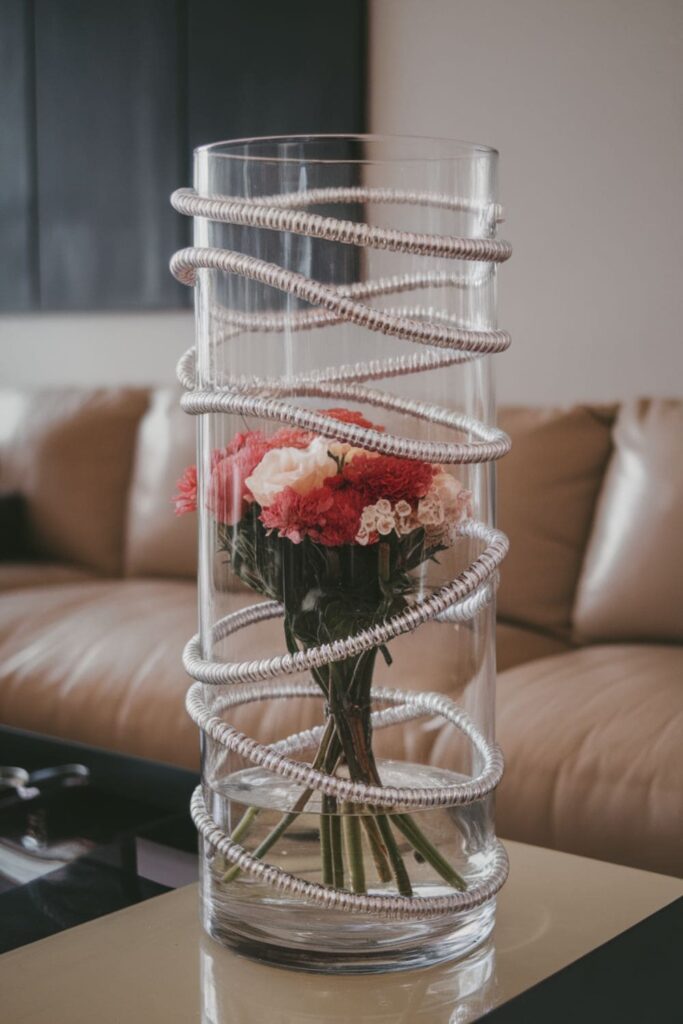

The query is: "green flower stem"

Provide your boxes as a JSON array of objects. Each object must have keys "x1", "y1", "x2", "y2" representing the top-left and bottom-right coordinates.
[
  {"x1": 222, "y1": 809, "x2": 299, "y2": 884},
  {"x1": 329, "y1": 802, "x2": 345, "y2": 890},
  {"x1": 320, "y1": 797, "x2": 334, "y2": 885},
  {"x1": 221, "y1": 718, "x2": 337, "y2": 884},
  {"x1": 229, "y1": 804, "x2": 260, "y2": 844},
  {"x1": 342, "y1": 803, "x2": 366, "y2": 893},
  {"x1": 375, "y1": 814, "x2": 413, "y2": 896},
  {"x1": 360, "y1": 814, "x2": 393, "y2": 883},
  {"x1": 392, "y1": 813, "x2": 467, "y2": 892}
]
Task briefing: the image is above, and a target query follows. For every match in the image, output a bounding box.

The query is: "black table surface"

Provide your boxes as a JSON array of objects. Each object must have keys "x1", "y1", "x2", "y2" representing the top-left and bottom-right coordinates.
[{"x1": 0, "y1": 725, "x2": 198, "y2": 954}]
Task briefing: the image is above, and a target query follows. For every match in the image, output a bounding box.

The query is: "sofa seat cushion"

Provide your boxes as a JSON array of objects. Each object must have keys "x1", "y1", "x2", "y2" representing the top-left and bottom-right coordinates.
[
  {"x1": 0, "y1": 580, "x2": 204, "y2": 768},
  {"x1": 0, "y1": 562, "x2": 97, "y2": 592},
  {"x1": 496, "y1": 622, "x2": 571, "y2": 673},
  {"x1": 495, "y1": 645, "x2": 683, "y2": 876}
]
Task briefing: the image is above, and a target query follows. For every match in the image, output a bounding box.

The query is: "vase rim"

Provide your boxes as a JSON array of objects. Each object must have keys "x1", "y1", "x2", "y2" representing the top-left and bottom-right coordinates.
[{"x1": 194, "y1": 133, "x2": 498, "y2": 164}]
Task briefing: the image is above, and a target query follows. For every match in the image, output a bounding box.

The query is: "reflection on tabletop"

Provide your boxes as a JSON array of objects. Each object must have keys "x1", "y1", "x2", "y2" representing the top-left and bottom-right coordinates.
[
  {"x1": 196, "y1": 866, "x2": 558, "y2": 1024},
  {"x1": 200, "y1": 934, "x2": 496, "y2": 1024}
]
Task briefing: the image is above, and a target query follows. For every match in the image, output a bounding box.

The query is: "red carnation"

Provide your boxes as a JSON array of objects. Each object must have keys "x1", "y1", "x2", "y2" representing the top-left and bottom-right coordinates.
[
  {"x1": 338, "y1": 453, "x2": 435, "y2": 505},
  {"x1": 315, "y1": 486, "x2": 365, "y2": 546},
  {"x1": 268, "y1": 425, "x2": 315, "y2": 449},
  {"x1": 321, "y1": 408, "x2": 385, "y2": 432}
]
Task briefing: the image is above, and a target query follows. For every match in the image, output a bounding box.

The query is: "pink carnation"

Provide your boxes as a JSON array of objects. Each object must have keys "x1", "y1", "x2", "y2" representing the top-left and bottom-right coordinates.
[{"x1": 173, "y1": 465, "x2": 197, "y2": 516}]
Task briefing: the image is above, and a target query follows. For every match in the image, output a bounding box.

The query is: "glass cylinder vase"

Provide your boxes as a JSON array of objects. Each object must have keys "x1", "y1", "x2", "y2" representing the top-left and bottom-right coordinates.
[{"x1": 172, "y1": 134, "x2": 511, "y2": 974}]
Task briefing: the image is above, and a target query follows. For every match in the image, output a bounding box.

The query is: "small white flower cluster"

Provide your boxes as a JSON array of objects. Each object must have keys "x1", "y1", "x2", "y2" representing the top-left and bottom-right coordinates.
[
  {"x1": 356, "y1": 498, "x2": 397, "y2": 545},
  {"x1": 354, "y1": 472, "x2": 472, "y2": 547}
]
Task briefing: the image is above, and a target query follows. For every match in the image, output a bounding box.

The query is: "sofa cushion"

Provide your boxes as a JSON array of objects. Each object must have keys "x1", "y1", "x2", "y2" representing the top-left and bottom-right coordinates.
[
  {"x1": 494, "y1": 645, "x2": 683, "y2": 877},
  {"x1": 0, "y1": 580, "x2": 200, "y2": 768},
  {"x1": 573, "y1": 399, "x2": 683, "y2": 643},
  {"x1": 496, "y1": 405, "x2": 615, "y2": 641},
  {"x1": 0, "y1": 580, "x2": 492, "y2": 772},
  {"x1": 0, "y1": 581, "x2": 371, "y2": 769},
  {"x1": 124, "y1": 389, "x2": 197, "y2": 579},
  {"x1": 0, "y1": 389, "x2": 149, "y2": 575}
]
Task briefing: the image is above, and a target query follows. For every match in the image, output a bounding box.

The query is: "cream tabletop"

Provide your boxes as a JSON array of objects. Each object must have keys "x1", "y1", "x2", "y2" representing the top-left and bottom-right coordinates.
[{"x1": 1, "y1": 840, "x2": 681, "y2": 1023}]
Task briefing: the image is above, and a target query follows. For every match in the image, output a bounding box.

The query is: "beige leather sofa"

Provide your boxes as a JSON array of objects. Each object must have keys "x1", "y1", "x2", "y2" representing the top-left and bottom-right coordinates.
[{"x1": 0, "y1": 390, "x2": 681, "y2": 877}]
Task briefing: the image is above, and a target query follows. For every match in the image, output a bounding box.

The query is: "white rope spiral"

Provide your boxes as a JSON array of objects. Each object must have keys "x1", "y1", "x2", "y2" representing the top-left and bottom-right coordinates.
[{"x1": 172, "y1": 181, "x2": 511, "y2": 916}]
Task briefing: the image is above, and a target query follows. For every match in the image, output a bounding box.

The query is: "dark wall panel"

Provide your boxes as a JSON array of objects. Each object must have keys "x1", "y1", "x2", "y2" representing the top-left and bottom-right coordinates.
[
  {"x1": 187, "y1": 0, "x2": 366, "y2": 151},
  {"x1": 0, "y1": 0, "x2": 38, "y2": 310},
  {"x1": 34, "y1": 0, "x2": 187, "y2": 310},
  {"x1": 0, "y1": 1, "x2": 366, "y2": 313}
]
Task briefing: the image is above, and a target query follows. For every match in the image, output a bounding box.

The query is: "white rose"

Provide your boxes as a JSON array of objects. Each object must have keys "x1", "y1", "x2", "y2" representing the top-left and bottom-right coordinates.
[{"x1": 246, "y1": 437, "x2": 337, "y2": 507}]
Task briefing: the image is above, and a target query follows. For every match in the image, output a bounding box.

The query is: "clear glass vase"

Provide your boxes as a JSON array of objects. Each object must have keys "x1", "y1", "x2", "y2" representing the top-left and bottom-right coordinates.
[{"x1": 173, "y1": 134, "x2": 510, "y2": 974}]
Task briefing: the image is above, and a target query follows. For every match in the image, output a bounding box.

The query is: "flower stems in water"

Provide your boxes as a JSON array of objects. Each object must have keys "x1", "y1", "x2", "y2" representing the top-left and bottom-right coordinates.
[
  {"x1": 342, "y1": 803, "x2": 366, "y2": 893},
  {"x1": 217, "y1": 641, "x2": 465, "y2": 896},
  {"x1": 360, "y1": 815, "x2": 393, "y2": 883},
  {"x1": 222, "y1": 717, "x2": 337, "y2": 883},
  {"x1": 320, "y1": 796, "x2": 334, "y2": 886},
  {"x1": 393, "y1": 813, "x2": 467, "y2": 892},
  {"x1": 329, "y1": 803, "x2": 345, "y2": 890},
  {"x1": 375, "y1": 813, "x2": 414, "y2": 897}
]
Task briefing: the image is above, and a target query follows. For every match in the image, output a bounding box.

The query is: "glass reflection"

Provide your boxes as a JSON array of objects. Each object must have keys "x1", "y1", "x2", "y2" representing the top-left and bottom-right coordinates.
[{"x1": 200, "y1": 933, "x2": 495, "y2": 1024}]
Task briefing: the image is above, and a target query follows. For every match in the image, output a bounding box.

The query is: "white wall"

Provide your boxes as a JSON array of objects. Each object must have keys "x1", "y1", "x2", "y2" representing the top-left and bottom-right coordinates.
[
  {"x1": 369, "y1": 0, "x2": 683, "y2": 404},
  {"x1": 0, "y1": 312, "x2": 193, "y2": 389}
]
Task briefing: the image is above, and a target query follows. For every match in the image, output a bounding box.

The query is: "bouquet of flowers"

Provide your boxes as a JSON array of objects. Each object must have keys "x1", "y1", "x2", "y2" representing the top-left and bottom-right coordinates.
[{"x1": 175, "y1": 408, "x2": 472, "y2": 896}]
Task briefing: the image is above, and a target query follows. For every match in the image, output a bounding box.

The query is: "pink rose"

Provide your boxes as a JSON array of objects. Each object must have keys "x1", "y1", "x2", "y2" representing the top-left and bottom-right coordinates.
[{"x1": 209, "y1": 436, "x2": 269, "y2": 525}]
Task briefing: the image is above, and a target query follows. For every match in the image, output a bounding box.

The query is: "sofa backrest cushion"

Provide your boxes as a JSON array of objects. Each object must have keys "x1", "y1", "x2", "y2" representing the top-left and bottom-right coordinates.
[
  {"x1": 124, "y1": 389, "x2": 197, "y2": 578},
  {"x1": 573, "y1": 399, "x2": 683, "y2": 643},
  {"x1": 0, "y1": 389, "x2": 149, "y2": 575},
  {"x1": 497, "y1": 404, "x2": 616, "y2": 640}
]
